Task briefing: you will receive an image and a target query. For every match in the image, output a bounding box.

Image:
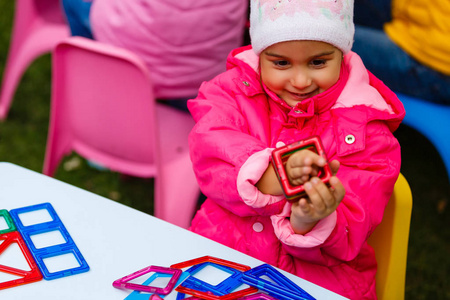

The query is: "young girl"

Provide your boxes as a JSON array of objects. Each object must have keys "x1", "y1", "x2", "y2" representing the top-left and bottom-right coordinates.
[{"x1": 188, "y1": 0, "x2": 405, "y2": 299}]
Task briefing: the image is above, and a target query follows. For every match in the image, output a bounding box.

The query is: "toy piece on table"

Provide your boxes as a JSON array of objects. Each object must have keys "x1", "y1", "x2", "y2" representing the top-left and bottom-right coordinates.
[
  {"x1": 176, "y1": 262, "x2": 257, "y2": 299},
  {"x1": 175, "y1": 296, "x2": 202, "y2": 300},
  {"x1": 238, "y1": 293, "x2": 277, "y2": 299},
  {"x1": 242, "y1": 264, "x2": 315, "y2": 300},
  {"x1": 0, "y1": 231, "x2": 43, "y2": 290},
  {"x1": 0, "y1": 209, "x2": 16, "y2": 234},
  {"x1": 124, "y1": 271, "x2": 190, "y2": 300},
  {"x1": 9, "y1": 202, "x2": 90, "y2": 280},
  {"x1": 180, "y1": 262, "x2": 245, "y2": 295},
  {"x1": 172, "y1": 256, "x2": 257, "y2": 300},
  {"x1": 271, "y1": 136, "x2": 332, "y2": 202},
  {"x1": 113, "y1": 265, "x2": 182, "y2": 294},
  {"x1": 176, "y1": 284, "x2": 257, "y2": 300},
  {"x1": 170, "y1": 256, "x2": 251, "y2": 272}
]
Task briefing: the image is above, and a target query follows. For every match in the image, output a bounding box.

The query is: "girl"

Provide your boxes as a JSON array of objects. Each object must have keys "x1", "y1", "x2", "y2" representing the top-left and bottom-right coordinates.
[{"x1": 188, "y1": 0, "x2": 405, "y2": 299}]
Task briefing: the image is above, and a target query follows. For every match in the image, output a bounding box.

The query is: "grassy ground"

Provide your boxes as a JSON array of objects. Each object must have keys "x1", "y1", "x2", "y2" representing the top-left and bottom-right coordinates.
[{"x1": 0, "y1": 2, "x2": 449, "y2": 299}]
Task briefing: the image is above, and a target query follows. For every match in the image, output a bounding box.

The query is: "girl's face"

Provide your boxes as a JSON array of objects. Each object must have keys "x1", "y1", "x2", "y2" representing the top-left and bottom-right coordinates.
[{"x1": 260, "y1": 40, "x2": 343, "y2": 107}]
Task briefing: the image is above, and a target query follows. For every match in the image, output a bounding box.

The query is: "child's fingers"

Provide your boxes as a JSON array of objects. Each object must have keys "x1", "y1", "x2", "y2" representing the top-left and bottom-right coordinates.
[
  {"x1": 298, "y1": 198, "x2": 311, "y2": 214},
  {"x1": 289, "y1": 165, "x2": 312, "y2": 178},
  {"x1": 329, "y1": 160, "x2": 340, "y2": 176},
  {"x1": 290, "y1": 177, "x2": 304, "y2": 186},
  {"x1": 289, "y1": 163, "x2": 322, "y2": 186},
  {"x1": 287, "y1": 151, "x2": 327, "y2": 186},
  {"x1": 290, "y1": 151, "x2": 326, "y2": 168},
  {"x1": 305, "y1": 155, "x2": 327, "y2": 168},
  {"x1": 329, "y1": 176, "x2": 345, "y2": 202},
  {"x1": 304, "y1": 179, "x2": 328, "y2": 213},
  {"x1": 305, "y1": 176, "x2": 342, "y2": 212},
  {"x1": 288, "y1": 166, "x2": 310, "y2": 185}
]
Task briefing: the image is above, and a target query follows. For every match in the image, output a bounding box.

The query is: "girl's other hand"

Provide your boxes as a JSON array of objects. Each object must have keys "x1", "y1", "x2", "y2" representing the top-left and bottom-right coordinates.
[{"x1": 289, "y1": 160, "x2": 345, "y2": 234}]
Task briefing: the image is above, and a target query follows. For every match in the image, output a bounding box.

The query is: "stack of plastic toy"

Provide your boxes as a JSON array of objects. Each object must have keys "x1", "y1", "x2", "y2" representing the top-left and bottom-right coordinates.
[{"x1": 113, "y1": 256, "x2": 315, "y2": 300}]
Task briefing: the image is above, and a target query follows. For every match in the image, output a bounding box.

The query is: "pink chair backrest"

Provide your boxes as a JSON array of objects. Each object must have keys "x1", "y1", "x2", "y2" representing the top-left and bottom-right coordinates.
[
  {"x1": 44, "y1": 36, "x2": 200, "y2": 228},
  {"x1": 48, "y1": 37, "x2": 159, "y2": 177}
]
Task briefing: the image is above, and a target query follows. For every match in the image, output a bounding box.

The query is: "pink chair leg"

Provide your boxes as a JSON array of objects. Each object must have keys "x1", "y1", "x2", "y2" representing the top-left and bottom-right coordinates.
[{"x1": 0, "y1": 0, "x2": 69, "y2": 119}]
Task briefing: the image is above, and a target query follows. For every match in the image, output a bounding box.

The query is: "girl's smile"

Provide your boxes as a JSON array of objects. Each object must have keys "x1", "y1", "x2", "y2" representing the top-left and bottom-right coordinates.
[{"x1": 288, "y1": 89, "x2": 319, "y2": 101}]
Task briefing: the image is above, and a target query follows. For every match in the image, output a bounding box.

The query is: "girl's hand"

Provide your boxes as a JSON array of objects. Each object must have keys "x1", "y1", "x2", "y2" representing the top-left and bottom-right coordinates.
[
  {"x1": 289, "y1": 160, "x2": 345, "y2": 234},
  {"x1": 285, "y1": 149, "x2": 328, "y2": 186}
]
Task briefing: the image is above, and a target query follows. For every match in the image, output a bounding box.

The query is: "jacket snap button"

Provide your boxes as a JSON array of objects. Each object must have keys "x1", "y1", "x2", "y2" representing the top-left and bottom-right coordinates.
[
  {"x1": 252, "y1": 222, "x2": 264, "y2": 232},
  {"x1": 276, "y1": 141, "x2": 285, "y2": 148},
  {"x1": 345, "y1": 134, "x2": 355, "y2": 144},
  {"x1": 242, "y1": 81, "x2": 250, "y2": 87}
]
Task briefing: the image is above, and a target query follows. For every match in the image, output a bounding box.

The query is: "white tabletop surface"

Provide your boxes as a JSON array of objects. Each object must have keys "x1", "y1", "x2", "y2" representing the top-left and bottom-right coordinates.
[{"x1": 0, "y1": 162, "x2": 347, "y2": 299}]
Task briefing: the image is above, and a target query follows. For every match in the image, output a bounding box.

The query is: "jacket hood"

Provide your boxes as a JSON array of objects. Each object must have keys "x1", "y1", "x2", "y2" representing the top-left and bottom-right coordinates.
[{"x1": 226, "y1": 46, "x2": 405, "y2": 133}]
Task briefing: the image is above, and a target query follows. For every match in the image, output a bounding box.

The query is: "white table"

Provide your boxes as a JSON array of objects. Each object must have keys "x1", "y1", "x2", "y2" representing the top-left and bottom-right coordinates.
[{"x1": 0, "y1": 162, "x2": 347, "y2": 299}]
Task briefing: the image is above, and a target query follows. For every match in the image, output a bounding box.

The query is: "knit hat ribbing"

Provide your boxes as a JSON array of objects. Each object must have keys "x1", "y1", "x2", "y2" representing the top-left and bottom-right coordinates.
[{"x1": 250, "y1": 0, "x2": 355, "y2": 55}]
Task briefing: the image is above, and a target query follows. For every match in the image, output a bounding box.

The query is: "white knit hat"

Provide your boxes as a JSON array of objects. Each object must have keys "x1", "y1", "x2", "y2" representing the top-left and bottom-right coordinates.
[{"x1": 250, "y1": 0, "x2": 355, "y2": 55}]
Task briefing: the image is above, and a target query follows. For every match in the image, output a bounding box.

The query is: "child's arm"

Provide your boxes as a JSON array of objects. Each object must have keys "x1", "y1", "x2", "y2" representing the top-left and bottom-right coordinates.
[{"x1": 255, "y1": 163, "x2": 284, "y2": 196}]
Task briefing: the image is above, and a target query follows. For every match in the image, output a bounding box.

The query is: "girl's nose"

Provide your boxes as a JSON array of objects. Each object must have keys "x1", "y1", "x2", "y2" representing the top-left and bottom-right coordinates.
[{"x1": 291, "y1": 71, "x2": 312, "y2": 90}]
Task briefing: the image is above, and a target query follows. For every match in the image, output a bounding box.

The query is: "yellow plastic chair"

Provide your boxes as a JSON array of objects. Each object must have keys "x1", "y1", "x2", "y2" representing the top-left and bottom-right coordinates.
[{"x1": 368, "y1": 173, "x2": 413, "y2": 300}]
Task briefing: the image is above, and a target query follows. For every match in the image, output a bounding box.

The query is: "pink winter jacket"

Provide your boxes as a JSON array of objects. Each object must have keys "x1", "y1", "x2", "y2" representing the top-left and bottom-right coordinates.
[
  {"x1": 188, "y1": 46, "x2": 405, "y2": 299},
  {"x1": 90, "y1": 0, "x2": 248, "y2": 99}
]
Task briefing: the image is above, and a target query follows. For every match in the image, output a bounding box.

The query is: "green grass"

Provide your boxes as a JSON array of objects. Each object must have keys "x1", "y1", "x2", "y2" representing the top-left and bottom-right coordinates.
[{"x1": 0, "y1": 2, "x2": 449, "y2": 299}]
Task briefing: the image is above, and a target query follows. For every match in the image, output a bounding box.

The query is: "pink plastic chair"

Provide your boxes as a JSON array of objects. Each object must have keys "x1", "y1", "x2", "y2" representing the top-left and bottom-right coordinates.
[
  {"x1": 0, "y1": 0, "x2": 69, "y2": 120},
  {"x1": 43, "y1": 36, "x2": 200, "y2": 229}
]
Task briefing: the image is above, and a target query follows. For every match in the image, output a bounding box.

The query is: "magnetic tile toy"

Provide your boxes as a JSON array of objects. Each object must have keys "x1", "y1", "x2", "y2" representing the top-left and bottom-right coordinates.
[
  {"x1": 172, "y1": 256, "x2": 256, "y2": 300},
  {"x1": 180, "y1": 262, "x2": 245, "y2": 295},
  {"x1": 0, "y1": 209, "x2": 16, "y2": 234},
  {"x1": 9, "y1": 203, "x2": 89, "y2": 280},
  {"x1": 170, "y1": 256, "x2": 251, "y2": 272},
  {"x1": 238, "y1": 293, "x2": 276, "y2": 299},
  {"x1": 0, "y1": 231, "x2": 43, "y2": 289},
  {"x1": 124, "y1": 271, "x2": 190, "y2": 300},
  {"x1": 113, "y1": 265, "x2": 182, "y2": 294},
  {"x1": 271, "y1": 136, "x2": 332, "y2": 202},
  {"x1": 175, "y1": 284, "x2": 258, "y2": 300},
  {"x1": 242, "y1": 264, "x2": 315, "y2": 300}
]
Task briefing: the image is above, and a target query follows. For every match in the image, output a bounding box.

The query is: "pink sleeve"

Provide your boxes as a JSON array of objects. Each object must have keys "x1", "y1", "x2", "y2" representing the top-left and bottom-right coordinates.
[
  {"x1": 237, "y1": 148, "x2": 285, "y2": 208},
  {"x1": 271, "y1": 202, "x2": 337, "y2": 248}
]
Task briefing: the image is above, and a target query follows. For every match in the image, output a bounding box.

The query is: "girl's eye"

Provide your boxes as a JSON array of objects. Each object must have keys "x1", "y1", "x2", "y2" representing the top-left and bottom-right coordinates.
[
  {"x1": 273, "y1": 60, "x2": 290, "y2": 67},
  {"x1": 310, "y1": 59, "x2": 326, "y2": 67}
]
